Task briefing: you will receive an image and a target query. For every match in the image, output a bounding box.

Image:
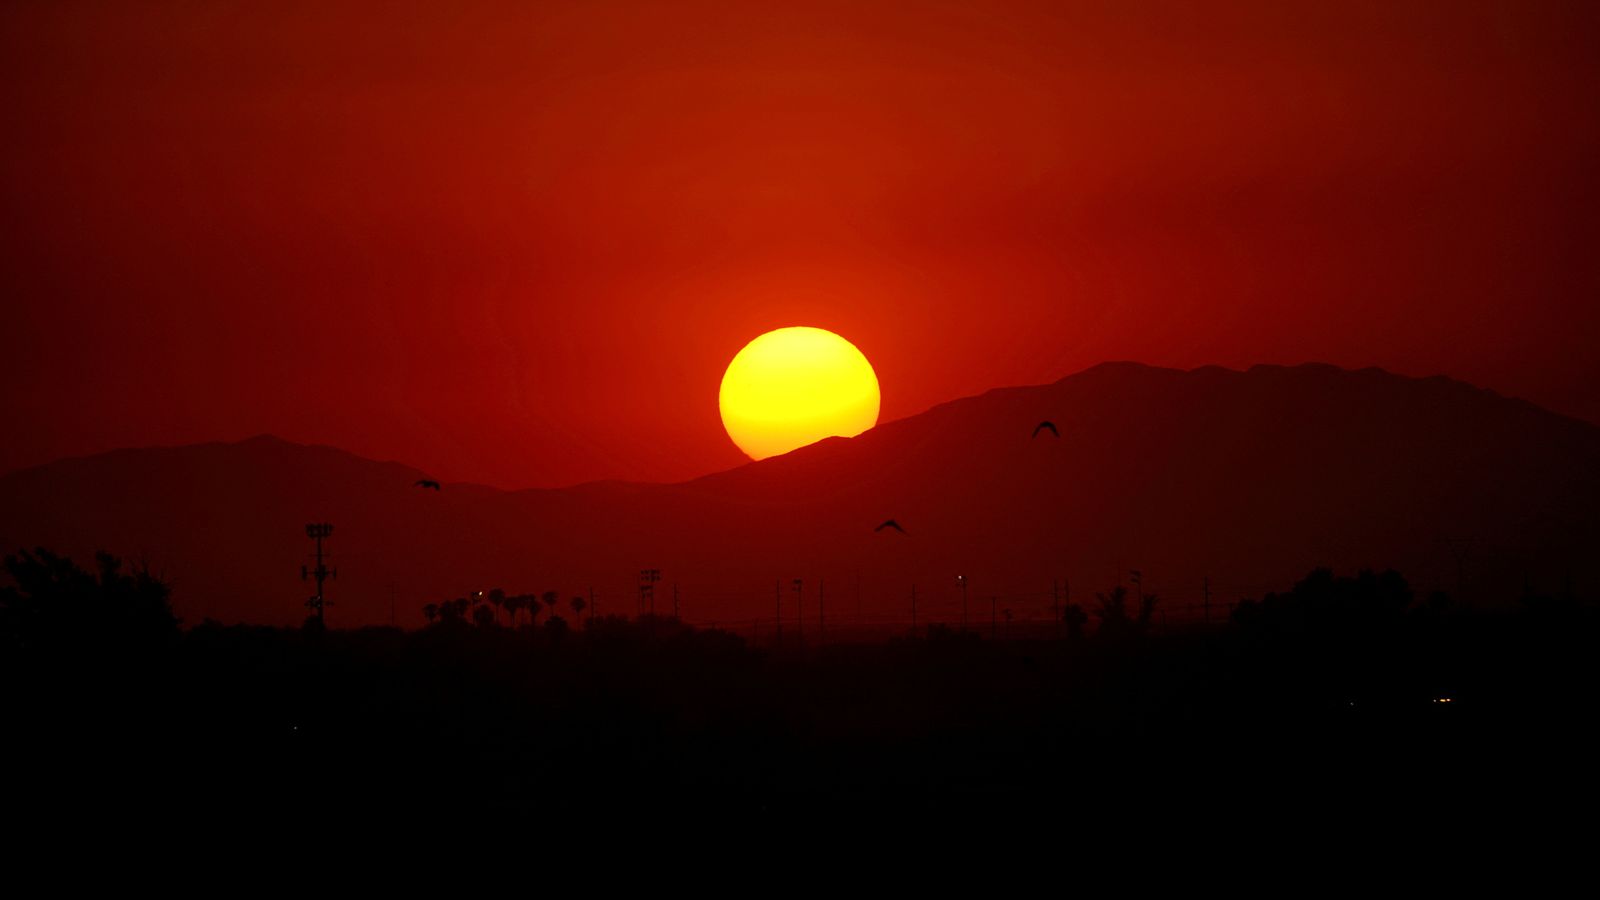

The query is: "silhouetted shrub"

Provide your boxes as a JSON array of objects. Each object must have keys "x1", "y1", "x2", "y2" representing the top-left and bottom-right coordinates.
[
  {"x1": 1231, "y1": 567, "x2": 1412, "y2": 638},
  {"x1": 1093, "y1": 585, "x2": 1156, "y2": 640},
  {"x1": 545, "y1": 614, "x2": 569, "y2": 642},
  {"x1": 0, "y1": 548, "x2": 178, "y2": 656},
  {"x1": 1062, "y1": 603, "x2": 1088, "y2": 640}
]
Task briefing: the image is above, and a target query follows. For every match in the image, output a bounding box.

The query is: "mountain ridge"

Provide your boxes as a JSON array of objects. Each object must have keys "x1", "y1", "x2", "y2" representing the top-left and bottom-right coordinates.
[{"x1": 3, "y1": 361, "x2": 1595, "y2": 629}]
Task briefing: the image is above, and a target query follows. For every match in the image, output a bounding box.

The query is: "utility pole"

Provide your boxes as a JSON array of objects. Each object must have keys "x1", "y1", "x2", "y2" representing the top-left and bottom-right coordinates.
[
  {"x1": 854, "y1": 570, "x2": 861, "y2": 629},
  {"x1": 1052, "y1": 579, "x2": 1060, "y2": 637},
  {"x1": 793, "y1": 578, "x2": 804, "y2": 642},
  {"x1": 301, "y1": 523, "x2": 336, "y2": 627},
  {"x1": 957, "y1": 574, "x2": 968, "y2": 631},
  {"x1": 1439, "y1": 538, "x2": 1475, "y2": 602},
  {"x1": 819, "y1": 577, "x2": 825, "y2": 642}
]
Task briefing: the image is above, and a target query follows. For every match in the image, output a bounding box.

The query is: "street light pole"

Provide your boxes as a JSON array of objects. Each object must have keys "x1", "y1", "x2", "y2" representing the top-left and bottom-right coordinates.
[{"x1": 957, "y1": 574, "x2": 968, "y2": 631}]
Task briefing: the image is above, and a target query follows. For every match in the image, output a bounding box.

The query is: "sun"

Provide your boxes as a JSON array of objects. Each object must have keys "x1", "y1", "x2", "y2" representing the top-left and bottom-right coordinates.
[{"x1": 719, "y1": 327, "x2": 881, "y2": 460}]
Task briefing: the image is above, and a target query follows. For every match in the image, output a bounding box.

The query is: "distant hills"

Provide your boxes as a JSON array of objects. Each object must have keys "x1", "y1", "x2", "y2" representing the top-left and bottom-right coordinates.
[{"x1": 3, "y1": 362, "x2": 1596, "y2": 629}]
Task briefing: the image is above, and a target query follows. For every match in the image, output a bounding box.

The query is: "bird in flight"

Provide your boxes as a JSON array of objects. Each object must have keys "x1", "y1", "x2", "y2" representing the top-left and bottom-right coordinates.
[
  {"x1": 875, "y1": 519, "x2": 908, "y2": 535},
  {"x1": 1032, "y1": 420, "x2": 1059, "y2": 438},
  {"x1": 414, "y1": 479, "x2": 442, "y2": 490}
]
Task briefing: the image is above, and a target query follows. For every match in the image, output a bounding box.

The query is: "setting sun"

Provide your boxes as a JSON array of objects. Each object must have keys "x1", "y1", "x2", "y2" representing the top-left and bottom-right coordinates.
[{"x1": 719, "y1": 327, "x2": 881, "y2": 460}]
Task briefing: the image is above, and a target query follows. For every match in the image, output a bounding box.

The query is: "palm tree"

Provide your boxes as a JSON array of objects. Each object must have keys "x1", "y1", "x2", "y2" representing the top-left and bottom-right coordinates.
[
  {"x1": 1093, "y1": 585, "x2": 1157, "y2": 638},
  {"x1": 1138, "y1": 593, "x2": 1159, "y2": 630},
  {"x1": 422, "y1": 602, "x2": 439, "y2": 625},
  {"x1": 503, "y1": 592, "x2": 524, "y2": 628},
  {"x1": 570, "y1": 594, "x2": 587, "y2": 621},
  {"x1": 488, "y1": 588, "x2": 506, "y2": 625},
  {"x1": 520, "y1": 593, "x2": 542, "y2": 627},
  {"x1": 472, "y1": 604, "x2": 495, "y2": 628},
  {"x1": 542, "y1": 590, "x2": 560, "y2": 622}
]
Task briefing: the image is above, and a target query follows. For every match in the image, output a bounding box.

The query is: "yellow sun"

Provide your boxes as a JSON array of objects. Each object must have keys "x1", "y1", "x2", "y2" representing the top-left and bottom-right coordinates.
[{"x1": 719, "y1": 327, "x2": 881, "y2": 460}]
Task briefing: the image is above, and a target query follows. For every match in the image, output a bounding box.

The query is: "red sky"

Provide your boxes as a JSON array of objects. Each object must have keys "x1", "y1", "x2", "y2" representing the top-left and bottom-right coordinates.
[{"x1": 3, "y1": 1, "x2": 1597, "y2": 488}]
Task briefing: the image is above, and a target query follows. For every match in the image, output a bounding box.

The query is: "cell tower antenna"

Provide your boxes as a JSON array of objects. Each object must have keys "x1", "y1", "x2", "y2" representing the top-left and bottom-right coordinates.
[
  {"x1": 638, "y1": 568, "x2": 660, "y2": 617},
  {"x1": 301, "y1": 522, "x2": 336, "y2": 627}
]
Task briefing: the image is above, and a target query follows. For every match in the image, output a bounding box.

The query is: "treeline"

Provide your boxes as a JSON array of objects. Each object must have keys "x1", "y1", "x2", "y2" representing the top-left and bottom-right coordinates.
[
  {"x1": 3, "y1": 547, "x2": 1596, "y2": 823},
  {"x1": 422, "y1": 588, "x2": 588, "y2": 630}
]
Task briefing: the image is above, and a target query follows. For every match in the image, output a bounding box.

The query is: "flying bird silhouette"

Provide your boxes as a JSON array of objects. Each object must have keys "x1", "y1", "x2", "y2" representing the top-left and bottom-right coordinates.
[
  {"x1": 874, "y1": 519, "x2": 908, "y2": 535},
  {"x1": 414, "y1": 479, "x2": 441, "y2": 490},
  {"x1": 1032, "y1": 420, "x2": 1059, "y2": 438}
]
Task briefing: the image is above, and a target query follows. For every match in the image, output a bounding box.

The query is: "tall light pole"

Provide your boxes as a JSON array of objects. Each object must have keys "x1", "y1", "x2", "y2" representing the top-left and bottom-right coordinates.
[
  {"x1": 957, "y1": 574, "x2": 968, "y2": 631},
  {"x1": 818, "y1": 577, "x2": 825, "y2": 643},
  {"x1": 1052, "y1": 579, "x2": 1060, "y2": 637}
]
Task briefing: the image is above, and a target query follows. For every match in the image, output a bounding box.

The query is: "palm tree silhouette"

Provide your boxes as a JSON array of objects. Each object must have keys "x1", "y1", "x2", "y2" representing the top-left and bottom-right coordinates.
[
  {"x1": 542, "y1": 591, "x2": 560, "y2": 622},
  {"x1": 571, "y1": 594, "x2": 587, "y2": 621},
  {"x1": 422, "y1": 602, "x2": 439, "y2": 625},
  {"x1": 488, "y1": 588, "x2": 506, "y2": 625}
]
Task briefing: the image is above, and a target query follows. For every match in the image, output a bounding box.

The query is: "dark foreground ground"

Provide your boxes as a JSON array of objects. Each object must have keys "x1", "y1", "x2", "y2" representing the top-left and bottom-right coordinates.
[{"x1": 5, "y1": 559, "x2": 1598, "y2": 833}]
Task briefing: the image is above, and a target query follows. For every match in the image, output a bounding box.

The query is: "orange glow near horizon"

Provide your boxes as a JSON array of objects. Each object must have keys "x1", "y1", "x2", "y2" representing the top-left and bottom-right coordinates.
[
  {"x1": 719, "y1": 327, "x2": 881, "y2": 460},
  {"x1": 1, "y1": 3, "x2": 1598, "y2": 488}
]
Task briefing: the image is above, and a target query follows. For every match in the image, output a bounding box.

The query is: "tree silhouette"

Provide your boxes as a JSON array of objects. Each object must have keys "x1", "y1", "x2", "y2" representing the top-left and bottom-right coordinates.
[
  {"x1": 489, "y1": 588, "x2": 506, "y2": 625},
  {"x1": 432, "y1": 597, "x2": 470, "y2": 623},
  {"x1": 1062, "y1": 602, "x2": 1088, "y2": 640},
  {"x1": 0, "y1": 548, "x2": 178, "y2": 656},
  {"x1": 472, "y1": 604, "x2": 496, "y2": 628},
  {"x1": 520, "y1": 593, "x2": 542, "y2": 627},
  {"x1": 1094, "y1": 585, "x2": 1130, "y2": 631},
  {"x1": 1231, "y1": 567, "x2": 1413, "y2": 637},
  {"x1": 545, "y1": 613, "x2": 569, "y2": 642},
  {"x1": 571, "y1": 594, "x2": 587, "y2": 621},
  {"x1": 1139, "y1": 593, "x2": 1158, "y2": 630},
  {"x1": 1093, "y1": 585, "x2": 1157, "y2": 639},
  {"x1": 542, "y1": 590, "x2": 559, "y2": 621},
  {"x1": 423, "y1": 602, "x2": 440, "y2": 624}
]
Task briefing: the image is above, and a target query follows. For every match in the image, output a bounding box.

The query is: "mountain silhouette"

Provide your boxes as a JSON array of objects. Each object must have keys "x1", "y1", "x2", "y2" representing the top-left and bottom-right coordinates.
[{"x1": 2, "y1": 363, "x2": 1596, "y2": 628}]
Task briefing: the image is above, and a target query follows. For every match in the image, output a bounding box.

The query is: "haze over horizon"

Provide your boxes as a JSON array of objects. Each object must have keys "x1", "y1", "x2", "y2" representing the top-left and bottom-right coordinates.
[
  {"x1": 6, "y1": 361, "x2": 1594, "y2": 631},
  {"x1": 1, "y1": 359, "x2": 1566, "y2": 491},
  {"x1": 4, "y1": 1, "x2": 1599, "y2": 489}
]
